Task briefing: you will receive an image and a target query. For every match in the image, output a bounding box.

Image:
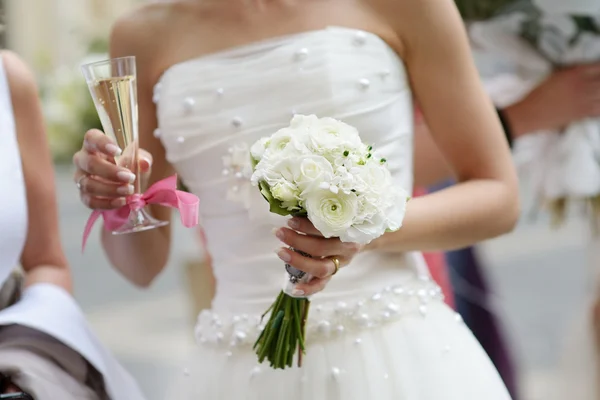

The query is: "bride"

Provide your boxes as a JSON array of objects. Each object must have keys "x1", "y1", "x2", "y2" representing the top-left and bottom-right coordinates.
[{"x1": 72, "y1": 0, "x2": 519, "y2": 398}]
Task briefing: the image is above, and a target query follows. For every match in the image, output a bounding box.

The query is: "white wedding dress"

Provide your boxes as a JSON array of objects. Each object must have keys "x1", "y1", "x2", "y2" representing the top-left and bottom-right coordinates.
[{"x1": 156, "y1": 27, "x2": 512, "y2": 399}]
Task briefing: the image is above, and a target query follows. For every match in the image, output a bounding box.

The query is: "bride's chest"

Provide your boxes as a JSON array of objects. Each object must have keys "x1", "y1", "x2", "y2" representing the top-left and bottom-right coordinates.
[{"x1": 153, "y1": 28, "x2": 414, "y2": 196}]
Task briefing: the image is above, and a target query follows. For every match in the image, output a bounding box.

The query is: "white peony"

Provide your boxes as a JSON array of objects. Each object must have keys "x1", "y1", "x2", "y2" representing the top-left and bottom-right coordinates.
[{"x1": 304, "y1": 189, "x2": 359, "y2": 239}]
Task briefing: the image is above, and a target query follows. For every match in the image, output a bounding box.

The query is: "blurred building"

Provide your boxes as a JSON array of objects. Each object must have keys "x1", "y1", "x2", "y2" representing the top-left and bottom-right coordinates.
[{"x1": 3, "y1": 0, "x2": 141, "y2": 74}]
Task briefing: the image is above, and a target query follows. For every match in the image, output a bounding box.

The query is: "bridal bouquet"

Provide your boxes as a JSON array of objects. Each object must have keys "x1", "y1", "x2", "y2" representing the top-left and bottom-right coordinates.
[
  {"x1": 468, "y1": 0, "x2": 600, "y2": 227},
  {"x1": 250, "y1": 115, "x2": 409, "y2": 369}
]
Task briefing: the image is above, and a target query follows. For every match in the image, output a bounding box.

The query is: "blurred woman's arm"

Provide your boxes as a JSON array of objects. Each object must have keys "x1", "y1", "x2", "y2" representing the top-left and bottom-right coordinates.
[
  {"x1": 2, "y1": 51, "x2": 71, "y2": 292},
  {"x1": 414, "y1": 63, "x2": 600, "y2": 188}
]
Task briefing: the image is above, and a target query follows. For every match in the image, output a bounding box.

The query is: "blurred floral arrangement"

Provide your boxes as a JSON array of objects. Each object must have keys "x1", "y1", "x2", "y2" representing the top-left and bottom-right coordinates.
[
  {"x1": 41, "y1": 39, "x2": 107, "y2": 163},
  {"x1": 454, "y1": 0, "x2": 517, "y2": 21}
]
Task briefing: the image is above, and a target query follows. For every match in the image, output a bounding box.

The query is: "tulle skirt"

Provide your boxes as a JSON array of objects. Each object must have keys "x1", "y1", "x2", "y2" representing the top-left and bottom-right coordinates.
[{"x1": 172, "y1": 292, "x2": 511, "y2": 399}]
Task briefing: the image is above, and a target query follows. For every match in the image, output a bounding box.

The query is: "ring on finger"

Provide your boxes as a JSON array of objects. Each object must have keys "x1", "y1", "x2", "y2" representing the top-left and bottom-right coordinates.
[
  {"x1": 329, "y1": 256, "x2": 340, "y2": 276},
  {"x1": 75, "y1": 175, "x2": 87, "y2": 190}
]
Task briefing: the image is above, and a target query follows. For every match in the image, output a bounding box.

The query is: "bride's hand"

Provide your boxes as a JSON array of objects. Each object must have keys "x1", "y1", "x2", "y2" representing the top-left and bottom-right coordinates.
[
  {"x1": 274, "y1": 217, "x2": 362, "y2": 296},
  {"x1": 72, "y1": 129, "x2": 153, "y2": 210}
]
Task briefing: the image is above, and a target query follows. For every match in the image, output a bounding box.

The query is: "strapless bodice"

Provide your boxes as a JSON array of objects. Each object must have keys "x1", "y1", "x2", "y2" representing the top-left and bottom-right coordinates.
[{"x1": 155, "y1": 26, "x2": 428, "y2": 313}]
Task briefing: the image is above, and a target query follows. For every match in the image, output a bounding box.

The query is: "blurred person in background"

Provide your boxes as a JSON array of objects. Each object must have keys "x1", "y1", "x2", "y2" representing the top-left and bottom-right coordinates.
[
  {"x1": 414, "y1": 61, "x2": 600, "y2": 400},
  {"x1": 0, "y1": 50, "x2": 146, "y2": 400},
  {"x1": 73, "y1": 0, "x2": 520, "y2": 398}
]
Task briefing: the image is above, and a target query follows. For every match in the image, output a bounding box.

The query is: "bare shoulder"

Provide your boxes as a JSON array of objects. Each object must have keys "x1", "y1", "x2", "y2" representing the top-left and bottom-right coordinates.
[
  {"x1": 109, "y1": 3, "x2": 173, "y2": 57},
  {"x1": 0, "y1": 50, "x2": 38, "y2": 109},
  {"x1": 110, "y1": 2, "x2": 214, "y2": 80},
  {"x1": 369, "y1": 0, "x2": 466, "y2": 55}
]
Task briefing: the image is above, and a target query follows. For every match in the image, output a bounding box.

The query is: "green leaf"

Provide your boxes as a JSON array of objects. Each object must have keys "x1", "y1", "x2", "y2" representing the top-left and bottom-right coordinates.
[
  {"x1": 258, "y1": 180, "x2": 292, "y2": 216},
  {"x1": 251, "y1": 154, "x2": 259, "y2": 169}
]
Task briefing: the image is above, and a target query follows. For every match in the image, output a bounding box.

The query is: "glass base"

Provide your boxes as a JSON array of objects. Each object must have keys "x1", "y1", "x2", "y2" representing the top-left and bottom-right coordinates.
[{"x1": 111, "y1": 208, "x2": 169, "y2": 235}]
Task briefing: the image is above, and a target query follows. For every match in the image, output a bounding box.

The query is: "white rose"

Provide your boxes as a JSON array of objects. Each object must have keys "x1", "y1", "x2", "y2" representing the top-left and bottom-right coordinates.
[
  {"x1": 342, "y1": 214, "x2": 387, "y2": 245},
  {"x1": 294, "y1": 155, "x2": 334, "y2": 192},
  {"x1": 382, "y1": 187, "x2": 410, "y2": 232},
  {"x1": 289, "y1": 114, "x2": 319, "y2": 129},
  {"x1": 304, "y1": 189, "x2": 358, "y2": 238},
  {"x1": 270, "y1": 180, "x2": 301, "y2": 210},
  {"x1": 250, "y1": 137, "x2": 269, "y2": 162},
  {"x1": 306, "y1": 118, "x2": 363, "y2": 156},
  {"x1": 341, "y1": 189, "x2": 408, "y2": 244},
  {"x1": 267, "y1": 128, "x2": 295, "y2": 154},
  {"x1": 354, "y1": 159, "x2": 392, "y2": 195}
]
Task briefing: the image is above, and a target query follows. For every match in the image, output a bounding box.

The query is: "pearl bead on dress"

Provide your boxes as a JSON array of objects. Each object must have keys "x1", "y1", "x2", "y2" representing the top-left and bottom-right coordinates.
[
  {"x1": 193, "y1": 280, "x2": 444, "y2": 349},
  {"x1": 294, "y1": 48, "x2": 309, "y2": 61},
  {"x1": 331, "y1": 367, "x2": 341, "y2": 380},
  {"x1": 353, "y1": 31, "x2": 367, "y2": 46},
  {"x1": 250, "y1": 366, "x2": 261, "y2": 378},
  {"x1": 231, "y1": 117, "x2": 243, "y2": 128},
  {"x1": 358, "y1": 78, "x2": 370, "y2": 90},
  {"x1": 183, "y1": 97, "x2": 195, "y2": 112}
]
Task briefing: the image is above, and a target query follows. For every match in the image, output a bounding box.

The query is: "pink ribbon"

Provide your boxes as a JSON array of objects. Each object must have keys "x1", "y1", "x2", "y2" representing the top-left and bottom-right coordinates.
[{"x1": 81, "y1": 175, "x2": 199, "y2": 251}]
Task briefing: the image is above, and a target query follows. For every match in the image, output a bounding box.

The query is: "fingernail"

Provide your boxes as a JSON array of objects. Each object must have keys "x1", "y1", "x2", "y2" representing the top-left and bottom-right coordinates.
[
  {"x1": 111, "y1": 198, "x2": 126, "y2": 207},
  {"x1": 276, "y1": 249, "x2": 291, "y2": 262},
  {"x1": 117, "y1": 184, "x2": 134, "y2": 195},
  {"x1": 139, "y1": 156, "x2": 151, "y2": 170},
  {"x1": 117, "y1": 170, "x2": 136, "y2": 183},
  {"x1": 273, "y1": 228, "x2": 285, "y2": 240},
  {"x1": 292, "y1": 289, "x2": 305, "y2": 296},
  {"x1": 84, "y1": 139, "x2": 97, "y2": 151},
  {"x1": 288, "y1": 219, "x2": 299, "y2": 229},
  {"x1": 105, "y1": 144, "x2": 122, "y2": 156}
]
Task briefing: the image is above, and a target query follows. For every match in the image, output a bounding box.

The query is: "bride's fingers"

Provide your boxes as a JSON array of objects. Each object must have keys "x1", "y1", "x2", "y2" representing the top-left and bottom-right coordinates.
[
  {"x1": 276, "y1": 247, "x2": 339, "y2": 279},
  {"x1": 287, "y1": 217, "x2": 323, "y2": 236},
  {"x1": 274, "y1": 227, "x2": 349, "y2": 258},
  {"x1": 83, "y1": 129, "x2": 123, "y2": 157},
  {"x1": 75, "y1": 174, "x2": 135, "y2": 198},
  {"x1": 74, "y1": 151, "x2": 136, "y2": 184},
  {"x1": 294, "y1": 276, "x2": 331, "y2": 296},
  {"x1": 80, "y1": 193, "x2": 126, "y2": 210}
]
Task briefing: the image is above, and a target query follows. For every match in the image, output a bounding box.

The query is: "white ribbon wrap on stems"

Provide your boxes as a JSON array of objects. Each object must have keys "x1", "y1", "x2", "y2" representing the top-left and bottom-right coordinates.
[{"x1": 282, "y1": 272, "x2": 313, "y2": 298}]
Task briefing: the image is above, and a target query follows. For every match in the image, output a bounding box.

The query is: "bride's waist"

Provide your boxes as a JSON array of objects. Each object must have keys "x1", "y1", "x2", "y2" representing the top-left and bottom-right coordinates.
[
  {"x1": 209, "y1": 251, "x2": 429, "y2": 314},
  {"x1": 196, "y1": 273, "x2": 443, "y2": 349}
]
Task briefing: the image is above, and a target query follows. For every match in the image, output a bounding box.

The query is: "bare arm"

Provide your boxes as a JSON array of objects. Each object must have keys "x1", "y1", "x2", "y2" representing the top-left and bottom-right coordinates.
[
  {"x1": 413, "y1": 117, "x2": 454, "y2": 188},
  {"x1": 99, "y1": 11, "x2": 175, "y2": 287},
  {"x1": 3, "y1": 51, "x2": 72, "y2": 291},
  {"x1": 369, "y1": 0, "x2": 519, "y2": 252}
]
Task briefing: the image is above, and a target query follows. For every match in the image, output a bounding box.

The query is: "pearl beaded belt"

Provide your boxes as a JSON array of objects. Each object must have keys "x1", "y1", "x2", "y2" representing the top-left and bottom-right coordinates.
[{"x1": 194, "y1": 277, "x2": 445, "y2": 350}]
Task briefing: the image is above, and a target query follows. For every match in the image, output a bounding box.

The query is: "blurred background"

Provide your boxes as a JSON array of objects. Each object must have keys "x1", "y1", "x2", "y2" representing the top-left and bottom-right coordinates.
[{"x1": 1, "y1": 0, "x2": 597, "y2": 399}]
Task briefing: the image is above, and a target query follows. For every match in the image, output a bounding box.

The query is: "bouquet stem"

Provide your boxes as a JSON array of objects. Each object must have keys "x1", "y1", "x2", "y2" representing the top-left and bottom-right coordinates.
[{"x1": 253, "y1": 291, "x2": 310, "y2": 369}]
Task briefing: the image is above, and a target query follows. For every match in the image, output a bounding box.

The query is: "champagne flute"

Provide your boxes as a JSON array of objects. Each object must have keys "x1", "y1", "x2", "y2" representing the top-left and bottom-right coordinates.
[{"x1": 81, "y1": 56, "x2": 168, "y2": 234}]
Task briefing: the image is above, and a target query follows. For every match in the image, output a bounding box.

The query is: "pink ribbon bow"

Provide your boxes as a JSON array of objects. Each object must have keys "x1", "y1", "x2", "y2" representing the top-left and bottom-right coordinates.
[{"x1": 81, "y1": 175, "x2": 199, "y2": 251}]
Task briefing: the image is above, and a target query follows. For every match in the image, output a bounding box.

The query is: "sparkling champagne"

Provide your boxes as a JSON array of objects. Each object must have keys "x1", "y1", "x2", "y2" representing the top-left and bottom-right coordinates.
[
  {"x1": 82, "y1": 56, "x2": 168, "y2": 234},
  {"x1": 89, "y1": 75, "x2": 139, "y2": 191}
]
